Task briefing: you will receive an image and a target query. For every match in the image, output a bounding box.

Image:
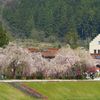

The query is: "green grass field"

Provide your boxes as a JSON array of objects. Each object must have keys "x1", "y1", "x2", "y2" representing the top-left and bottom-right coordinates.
[
  {"x1": 0, "y1": 82, "x2": 100, "y2": 100},
  {"x1": 25, "y1": 82, "x2": 100, "y2": 100},
  {"x1": 0, "y1": 83, "x2": 36, "y2": 100}
]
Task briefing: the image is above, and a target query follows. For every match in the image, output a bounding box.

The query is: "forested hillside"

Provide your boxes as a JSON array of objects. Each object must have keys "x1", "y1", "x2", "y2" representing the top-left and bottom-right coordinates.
[{"x1": 1, "y1": 0, "x2": 100, "y2": 47}]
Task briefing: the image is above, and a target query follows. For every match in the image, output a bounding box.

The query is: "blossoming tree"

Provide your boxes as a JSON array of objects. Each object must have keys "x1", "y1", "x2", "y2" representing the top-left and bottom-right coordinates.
[{"x1": 0, "y1": 43, "x2": 96, "y2": 79}]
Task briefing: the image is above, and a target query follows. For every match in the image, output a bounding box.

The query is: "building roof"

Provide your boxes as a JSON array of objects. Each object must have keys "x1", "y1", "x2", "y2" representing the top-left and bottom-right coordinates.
[
  {"x1": 41, "y1": 48, "x2": 59, "y2": 58},
  {"x1": 47, "y1": 48, "x2": 59, "y2": 51},
  {"x1": 28, "y1": 47, "x2": 59, "y2": 58},
  {"x1": 28, "y1": 48, "x2": 39, "y2": 52},
  {"x1": 41, "y1": 51, "x2": 56, "y2": 58}
]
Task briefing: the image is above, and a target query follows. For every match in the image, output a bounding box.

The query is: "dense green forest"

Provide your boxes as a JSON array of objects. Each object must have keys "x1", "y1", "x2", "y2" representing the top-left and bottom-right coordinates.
[
  {"x1": 0, "y1": 22, "x2": 9, "y2": 47},
  {"x1": 1, "y1": 0, "x2": 100, "y2": 47}
]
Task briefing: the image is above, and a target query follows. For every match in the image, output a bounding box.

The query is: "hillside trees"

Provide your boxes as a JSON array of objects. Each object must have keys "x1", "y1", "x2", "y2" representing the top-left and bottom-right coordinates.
[
  {"x1": 65, "y1": 32, "x2": 79, "y2": 48},
  {"x1": 0, "y1": 22, "x2": 9, "y2": 47},
  {"x1": 2, "y1": 0, "x2": 100, "y2": 46}
]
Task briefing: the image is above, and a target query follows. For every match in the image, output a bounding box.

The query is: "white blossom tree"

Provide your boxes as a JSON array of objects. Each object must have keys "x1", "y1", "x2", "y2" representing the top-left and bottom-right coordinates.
[
  {"x1": 46, "y1": 47, "x2": 80, "y2": 78},
  {"x1": 0, "y1": 43, "x2": 37, "y2": 78},
  {"x1": 0, "y1": 43, "x2": 96, "y2": 79}
]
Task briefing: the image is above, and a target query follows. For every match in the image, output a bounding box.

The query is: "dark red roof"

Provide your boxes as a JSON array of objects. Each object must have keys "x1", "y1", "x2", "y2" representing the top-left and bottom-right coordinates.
[
  {"x1": 41, "y1": 48, "x2": 59, "y2": 58},
  {"x1": 28, "y1": 48, "x2": 59, "y2": 58},
  {"x1": 28, "y1": 48, "x2": 39, "y2": 52},
  {"x1": 47, "y1": 48, "x2": 59, "y2": 51}
]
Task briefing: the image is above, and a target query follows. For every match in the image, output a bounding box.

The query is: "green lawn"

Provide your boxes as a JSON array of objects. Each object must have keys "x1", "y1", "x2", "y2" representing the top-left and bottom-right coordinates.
[
  {"x1": 25, "y1": 82, "x2": 100, "y2": 100},
  {"x1": 0, "y1": 83, "x2": 36, "y2": 100}
]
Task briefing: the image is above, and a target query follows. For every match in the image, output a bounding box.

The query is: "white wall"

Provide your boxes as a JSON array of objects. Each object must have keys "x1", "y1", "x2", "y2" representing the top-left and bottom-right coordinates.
[{"x1": 89, "y1": 34, "x2": 100, "y2": 54}]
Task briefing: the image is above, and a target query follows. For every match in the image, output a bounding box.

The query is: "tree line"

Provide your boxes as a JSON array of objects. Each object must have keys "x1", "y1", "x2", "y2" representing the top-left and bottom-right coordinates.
[{"x1": 2, "y1": 0, "x2": 100, "y2": 47}]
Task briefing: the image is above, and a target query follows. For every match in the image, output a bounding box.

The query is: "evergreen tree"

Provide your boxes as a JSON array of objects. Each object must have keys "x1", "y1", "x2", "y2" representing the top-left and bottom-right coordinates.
[
  {"x1": 0, "y1": 22, "x2": 9, "y2": 47},
  {"x1": 2, "y1": 0, "x2": 100, "y2": 47}
]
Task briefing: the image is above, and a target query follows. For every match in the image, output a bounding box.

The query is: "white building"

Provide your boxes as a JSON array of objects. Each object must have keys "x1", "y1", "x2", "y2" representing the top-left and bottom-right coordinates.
[
  {"x1": 89, "y1": 34, "x2": 100, "y2": 74},
  {"x1": 89, "y1": 34, "x2": 100, "y2": 55}
]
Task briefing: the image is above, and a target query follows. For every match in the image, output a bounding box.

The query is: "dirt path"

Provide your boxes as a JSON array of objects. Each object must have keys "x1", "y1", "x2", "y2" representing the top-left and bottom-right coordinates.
[{"x1": 9, "y1": 83, "x2": 48, "y2": 100}]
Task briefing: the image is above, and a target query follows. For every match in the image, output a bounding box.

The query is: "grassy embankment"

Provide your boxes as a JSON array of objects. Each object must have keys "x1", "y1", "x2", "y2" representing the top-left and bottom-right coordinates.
[
  {"x1": 0, "y1": 83, "x2": 36, "y2": 100},
  {"x1": 25, "y1": 82, "x2": 100, "y2": 100},
  {"x1": 1, "y1": 82, "x2": 100, "y2": 100}
]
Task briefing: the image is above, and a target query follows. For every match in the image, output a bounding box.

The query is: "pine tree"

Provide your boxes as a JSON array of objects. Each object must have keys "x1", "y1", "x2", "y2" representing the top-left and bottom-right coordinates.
[{"x1": 0, "y1": 22, "x2": 9, "y2": 47}]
